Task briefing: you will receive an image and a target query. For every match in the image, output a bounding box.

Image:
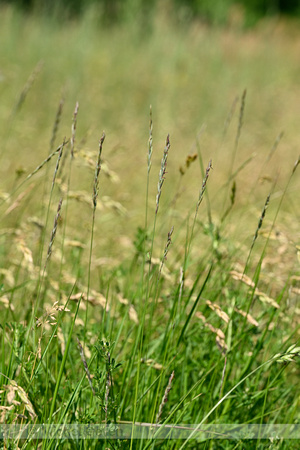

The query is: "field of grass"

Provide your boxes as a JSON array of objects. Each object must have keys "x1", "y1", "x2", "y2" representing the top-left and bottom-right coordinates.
[{"x1": 0, "y1": 4, "x2": 300, "y2": 449}]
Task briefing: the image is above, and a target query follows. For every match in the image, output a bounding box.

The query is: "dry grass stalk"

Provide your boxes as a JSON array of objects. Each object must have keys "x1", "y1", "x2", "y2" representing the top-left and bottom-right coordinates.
[
  {"x1": 70, "y1": 290, "x2": 108, "y2": 310},
  {"x1": 70, "y1": 101, "x2": 79, "y2": 158},
  {"x1": 76, "y1": 337, "x2": 95, "y2": 396},
  {"x1": 196, "y1": 312, "x2": 225, "y2": 339},
  {"x1": 156, "y1": 134, "x2": 170, "y2": 214},
  {"x1": 102, "y1": 196, "x2": 127, "y2": 216},
  {"x1": 16, "y1": 237, "x2": 34, "y2": 273},
  {"x1": 45, "y1": 198, "x2": 63, "y2": 266},
  {"x1": 196, "y1": 312, "x2": 227, "y2": 353},
  {"x1": 116, "y1": 294, "x2": 138, "y2": 323},
  {"x1": 49, "y1": 97, "x2": 64, "y2": 152},
  {"x1": 0, "y1": 268, "x2": 15, "y2": 287},
  {"x1": 0, "y1": 373, "x2": 37, "y2": 419},
  {"x1": 141, "y1": 359, "x2": 163, "y2": 370},
  {"x1": 36, "y1": 301, "x2": 70, "y2": 328},
  {"x1": 64, "y1": 239, "x2": 86, "y2": 249},
  {"x1": 128, "y1": 305, "x2": 139, "y2": 324},
  {"x1": 229, "y1": 270, "x2": 279, "y2": 308},
  {"x1": 59, "y1": 186, "x2": 125, "y2": 214},
  {"x1": 156, "y1": 370, "x2": 175, "y2": 423},
  {"x1": 0, "y1": 295, "x2": 14, "y2": 311},
  {"x1": 206, "y1": 300, "x2": 229, "y2": 323},
  {"x1": 255, "y1": 290, "x2": 279, "y2": 308},
  {"x1": 291, "y1": 287, "x2": 300, "y2": 295},
  {"x1": 4, "y1": 183, "x2": 35, "y2": 217},
  {"x1": 93, "y1": 132, "x2": 106, "y2": 209},
  {"x1": 234, "y1": 308, "x2": 259, "y2": 327},
  {"x1": 27, "y1": 216, "x2": 44, "y2": 230},
  {"x1": 148, "y1": 105, "x2": 153, "y2": 174},
  {"x1": 229, "y1": 270, "x2": 255, "y2": 288},
  {"x1": 56, "y1": 328, "x2": 65, "y2": 355},
  {"x1": 77, "y1": 151, "x2": 119, "y2": 183}
]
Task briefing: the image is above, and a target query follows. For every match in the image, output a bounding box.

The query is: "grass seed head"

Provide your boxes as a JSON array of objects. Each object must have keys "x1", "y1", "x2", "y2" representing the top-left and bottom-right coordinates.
[
  {"x1": 92, "y1": 132, "x2": 106, "y2": 209},
  {"x1": 70, "y1": 101, "x2": 79, "y2": 158},
  {"x1": 156, "y1": 134, "x2": 170, "y2": 214}
]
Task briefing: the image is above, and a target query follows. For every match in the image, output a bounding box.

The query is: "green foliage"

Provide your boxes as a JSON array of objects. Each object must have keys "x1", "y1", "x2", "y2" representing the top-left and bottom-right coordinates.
[{"x1": 1, "y1": 0, "x2": 300, "y2": 24}]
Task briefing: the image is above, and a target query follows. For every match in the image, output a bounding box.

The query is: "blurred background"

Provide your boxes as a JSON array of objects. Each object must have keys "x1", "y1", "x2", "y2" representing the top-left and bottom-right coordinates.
[{"x1": 0, "y1": 0, "x2": 299, "y2": 263}]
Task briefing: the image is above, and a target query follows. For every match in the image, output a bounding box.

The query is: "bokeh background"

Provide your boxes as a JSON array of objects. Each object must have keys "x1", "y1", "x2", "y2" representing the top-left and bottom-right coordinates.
[{"x1": 0, "y1": 0, "x2": 299, "y2": 265}]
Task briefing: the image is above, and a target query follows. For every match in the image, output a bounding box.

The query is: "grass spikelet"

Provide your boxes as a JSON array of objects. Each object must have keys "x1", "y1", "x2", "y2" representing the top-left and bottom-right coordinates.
[
  {"x1": 227, "y1": 89, "x2": 246, "y2": 187},
  {"x1": 292, "y1": 155, "x2": 300, "y2": 174},
  {"x1": 145, "y1": 105, "x2": 153, "y2": 230},
  {"x1": 49, "y1": 97, "x2": 64, "y2": 152},
  {"x1": 156, "y1": 134, "x2": 170, "y2": 214},
  {"x1": 11, "y1": 61, "x2": 43, "y2": 117},
  {"x1": 85, "y1": 132, "x2": 105, "y2": 328},
  {"x1": 70, "y1": 101, "x2": 79, "y2": 158},
  {"x1": 158, "y1": 226, "x2": 174, "y2": 280},
  {"x1": 76, "y1": 337, "x2": 95, "y2": 396},
  {"x1": 235, "y1": 88, "x2": 246, "y2": 151},
  {"x1": 250, "y1": 193, "x2": 271, "y2": 254},
  {"x1": 92, "y1": 132, "x2": 105, "y2": 210},
  {"x1": 148, "y1": 105, "x2": 153, "y2": 174},
  {"x1": 51, "y1": 138, "x2": 66, "y2": 190},
  {"x1": 274, "y1": 344, "x2": 300, "y2": 364},
  {"x1": 156, "y1": 370, "x2": 175, "y2": 424},
  {"x1": 195, "y1": 159, "x2": 212, "y2": 215},
  {"x1": 45, "y1": 198, "x2": 63, "y2": 267}
]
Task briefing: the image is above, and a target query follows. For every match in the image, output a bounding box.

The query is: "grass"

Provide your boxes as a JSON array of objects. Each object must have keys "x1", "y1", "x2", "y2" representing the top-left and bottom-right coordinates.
[{"x1": 0, "y1": 4, "x2": 300, "y2": 449}]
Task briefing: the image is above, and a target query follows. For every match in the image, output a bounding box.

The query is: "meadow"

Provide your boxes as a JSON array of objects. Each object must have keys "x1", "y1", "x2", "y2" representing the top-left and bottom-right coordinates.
[{"x1": 0, "y1": 4, "x2": 300, "y2": 449}]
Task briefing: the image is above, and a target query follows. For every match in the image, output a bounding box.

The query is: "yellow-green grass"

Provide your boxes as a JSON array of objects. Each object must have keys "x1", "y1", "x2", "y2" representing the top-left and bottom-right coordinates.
[{"x1": 0, "y1": 5, "x2": 299, "y2": 284}]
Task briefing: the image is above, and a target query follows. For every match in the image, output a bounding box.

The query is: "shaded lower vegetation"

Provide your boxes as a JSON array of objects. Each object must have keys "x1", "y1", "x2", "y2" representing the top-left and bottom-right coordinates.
[{"x1": 2, "y1": 0, "x2": 300, "y2": 25}]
